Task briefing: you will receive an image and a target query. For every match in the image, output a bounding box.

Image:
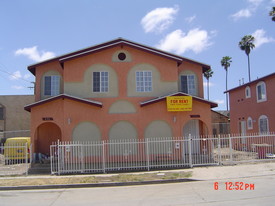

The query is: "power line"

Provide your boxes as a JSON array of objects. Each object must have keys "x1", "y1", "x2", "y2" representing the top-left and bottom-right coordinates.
[{"x1": 0, "y1": 68, "x2": 32, "y2": 83}]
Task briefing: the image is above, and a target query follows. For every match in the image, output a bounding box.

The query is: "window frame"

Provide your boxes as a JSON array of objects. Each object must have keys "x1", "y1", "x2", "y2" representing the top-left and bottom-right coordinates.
[
  {"x1": 92, "y1": 71, "x2": 109, "y2": 93},
  {"x1": 247, "y1": 117, "x2": 253, "y2": 130},
  {"x1": 135, "y1": 71, "x2": 152, "y2": 92},
  {"x1": 258, "y1": 115, "x2": 269, "y2": 134},
  {"x1": 0, "y1": 107, "x2": 4, "y2": 120},
  {"x1": 256, "y1": 81, "x2": 267, "y2": 103},
  {"x1": 44, "y1": 75, "x2": 60, "y2": 96},
  {"x1": 245, "y1": 86, "x2": 251, "y2": 99},
  {"x1": 180, "y1": 74, "x2": 196, "y2": 96}
]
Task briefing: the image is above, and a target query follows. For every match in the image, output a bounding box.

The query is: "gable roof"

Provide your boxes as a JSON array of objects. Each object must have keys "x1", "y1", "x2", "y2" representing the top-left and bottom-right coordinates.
[
  {"x1": 24, "y1": 94, "x2": 102, "y2": 112},
  {"x1": 28, "y1": 38, "x2": 211, "y2": 75},
  {"x1": 225, "y1": 72, "x2": 275, "y2": 93},
  {"x1": 140, "y1": 92, "x2": 218, "y2": 108}
]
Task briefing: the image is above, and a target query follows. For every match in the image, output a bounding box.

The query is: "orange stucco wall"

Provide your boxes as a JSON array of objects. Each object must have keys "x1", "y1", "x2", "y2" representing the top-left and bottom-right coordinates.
[
  {"x1": 29, "y1": 44, "x2": 214, "y2": 154},
  {"x1": 229, "y1": 75, "x2": 275, "y2": 134}
]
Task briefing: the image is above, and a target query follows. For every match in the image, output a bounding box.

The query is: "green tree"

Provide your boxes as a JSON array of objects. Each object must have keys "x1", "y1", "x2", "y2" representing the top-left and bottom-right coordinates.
[
  {"x1": 270, "y1": 7, "x2": 275, "y2": 21},
  {"x1": 203, "y1": 69, "x2": 213, "y2": 100},
  {"x1": 221, "y1": 56, "x2": 232, "y2": 111},
  {"x1": 238, "y1": 35, "x2": 255, "y2": 82}
]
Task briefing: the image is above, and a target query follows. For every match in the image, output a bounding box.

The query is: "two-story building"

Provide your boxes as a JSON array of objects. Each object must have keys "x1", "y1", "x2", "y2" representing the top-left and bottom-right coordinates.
[
  {"x1": 24, "y1": 38, "x2": 217, "y2": 156},
  {"x1": 226, "y1": 72, "x2": 275, "y2": 135}
]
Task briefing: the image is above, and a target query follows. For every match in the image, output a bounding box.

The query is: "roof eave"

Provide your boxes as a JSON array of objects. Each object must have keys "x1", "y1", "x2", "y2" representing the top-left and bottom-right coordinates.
[
  {"x1": 27, "y1": 38, "x2": 211, "y2": 75},
  {"x1": 24, "y1": 94, "x2": 102, "y2": 112},
  {"x1": 140, "y1": 92, "x2": 218, "y2": 108}
]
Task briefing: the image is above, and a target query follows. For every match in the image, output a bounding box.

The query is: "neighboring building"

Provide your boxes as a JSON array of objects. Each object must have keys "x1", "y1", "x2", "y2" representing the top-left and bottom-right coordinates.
[
  {"x1": 226, "y1": 72, "x2": 275, "y2": 134},
  {"x1": 0, "y1": 95, "x2": 34, "y2": 139},
  {"x1": 211, "y1": 110, "x2": 230, "y2": 135},
  {"x1": 24, "y1": 38, "x2": 217, "y2": 156}
]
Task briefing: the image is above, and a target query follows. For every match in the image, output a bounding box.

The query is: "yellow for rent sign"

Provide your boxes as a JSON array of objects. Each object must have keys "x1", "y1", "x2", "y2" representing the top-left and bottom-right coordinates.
[{"x1": 166, "y1": 96, "x2": 192, "y2": 111}]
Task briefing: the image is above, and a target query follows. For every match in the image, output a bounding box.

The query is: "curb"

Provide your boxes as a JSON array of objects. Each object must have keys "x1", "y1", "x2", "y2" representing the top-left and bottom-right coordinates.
[{"x1": 0, "y1": 178, "x2": 199, "y2": 191}]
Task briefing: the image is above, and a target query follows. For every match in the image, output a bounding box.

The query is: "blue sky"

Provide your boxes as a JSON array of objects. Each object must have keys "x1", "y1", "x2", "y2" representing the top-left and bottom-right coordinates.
[{"x1": 0, "y1": 0, "x2": 274, "y2": 110}]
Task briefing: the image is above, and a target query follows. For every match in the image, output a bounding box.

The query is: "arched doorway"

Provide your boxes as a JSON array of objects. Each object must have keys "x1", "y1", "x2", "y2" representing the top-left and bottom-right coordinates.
[{"x1": 35, "y1": 122, "x2": 61, "y2": 156}]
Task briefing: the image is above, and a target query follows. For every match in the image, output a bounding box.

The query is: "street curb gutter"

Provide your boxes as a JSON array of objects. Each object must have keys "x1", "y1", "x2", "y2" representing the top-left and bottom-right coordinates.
[{"x1": 0, "y1": 178, "x2": 200, "y2": 191}]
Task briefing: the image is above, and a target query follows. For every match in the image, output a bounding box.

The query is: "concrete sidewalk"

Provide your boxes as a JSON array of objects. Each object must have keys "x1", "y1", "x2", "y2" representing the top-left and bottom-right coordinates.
[
  {"x1": 185, "y1": 161, "x2": 275, "y2": 180},
  {"x1": 1, "y1": 161, "x2": 275, "y2": 190}
]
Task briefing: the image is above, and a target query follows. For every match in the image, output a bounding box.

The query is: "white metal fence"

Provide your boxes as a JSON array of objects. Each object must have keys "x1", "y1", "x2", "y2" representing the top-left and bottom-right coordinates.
[
  {"x1": 0, "y1": 142, "x2": 32, "y2": 176},
  {"x1": 50, "y1": 133, "x2": 275, "y2": 175}
]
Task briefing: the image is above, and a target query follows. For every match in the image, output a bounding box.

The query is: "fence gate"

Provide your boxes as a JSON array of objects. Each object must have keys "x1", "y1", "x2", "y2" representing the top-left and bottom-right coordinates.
[{"x1": 0, "y1": 142, "x2": 32, "y2": 176}]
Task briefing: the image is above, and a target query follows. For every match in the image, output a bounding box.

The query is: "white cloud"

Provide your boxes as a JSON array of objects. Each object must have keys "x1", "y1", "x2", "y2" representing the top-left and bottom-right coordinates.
[
  {"x1": 15, "y1": 46, "x2": 55, "y2": 62},
  {"x1": 9, "y1": 71, "x2": 22, "y2": 80},
  {"x1": 9, "y1": 70, "x2": 31, "y2": 81},
  {"x1": 231, "y1": 0, "x2": 264, "y2": 21},
  {"x1": 252, "y1": 29, "x2": 275, "y2": 48},
  {"x1": 156, "y1": 28, "x2": 212, "y2": 55},
  {"x1": 141, "y1": 6, "x2": 179, "y2": 33},
  {"x1": 11, "y1": 85, "x2": 24, "y2": 90},
  {"x1": 214, "y1": 99, "x2": 225, "y2": 105},
  {"x1": 24, "y1": 74, "x2": 31, "y2": 79},
  {"x1": 231, "y1": 9, "x2": 252, "y2": 20},
  {"x1": 203, "y1": 81, "x2": 214, "y2": 87},
  {"x1": 248, "y1": 0, "x2": 263, "y2": 7},
  {"x1": 185, "y1": 15, "x2": 196, "y2": 23}
]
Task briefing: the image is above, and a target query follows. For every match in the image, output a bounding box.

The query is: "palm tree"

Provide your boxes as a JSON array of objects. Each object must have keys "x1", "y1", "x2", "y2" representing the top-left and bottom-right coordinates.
[
  {"x1": 238, "y1": 35, "x2": 255, "y2": 82},
  {"x1": 221, "y1": 56, "x2": 232, "y2": 111},
  {"x1": 270, "y1": 7, "x2": 275, "y2": 21},
  {"x1": 203, "y1": 69, "x2": 213, "y2": 100}
]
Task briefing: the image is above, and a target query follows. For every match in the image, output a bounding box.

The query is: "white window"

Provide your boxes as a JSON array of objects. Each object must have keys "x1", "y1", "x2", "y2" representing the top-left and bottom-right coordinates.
[
  {"x1": 256, "y1": 81, "x2": 267, "y2": 102},
  {"x1": 245, "y1": 86, "x2": 251, "y2": 98},
  {"x1": 247, "y1": 117, "x2": 253, "y2": 130},
  {"x1": 259, "y1": 115, "x2": 269, "y2": 134},
  {"x1": 93, "y1": 72, "x2": 108, "y2": 92},
  {"x1": 180, "y1": 75, "x2": 196, "y2": 96},
  {"x1": 44, "y1": 75, "x2": 60, "y2": 96},
  {"x1": 136, "y1": 71, "x2": 152, "y2": 92}
]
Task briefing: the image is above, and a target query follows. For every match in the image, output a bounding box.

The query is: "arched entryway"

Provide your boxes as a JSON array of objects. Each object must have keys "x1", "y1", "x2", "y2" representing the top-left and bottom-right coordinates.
[
  {"x1": 35, "y1": 122, "x2": 61, "y2": 156},
  {"x1": 183, "y1": 119, "x2": 208, "y2": 154}
]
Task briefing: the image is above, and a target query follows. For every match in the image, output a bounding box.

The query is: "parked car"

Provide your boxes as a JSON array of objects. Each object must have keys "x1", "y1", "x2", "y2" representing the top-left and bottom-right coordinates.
[{"x1": 4, "y1": 137, "x2": 31, "y2": 164}]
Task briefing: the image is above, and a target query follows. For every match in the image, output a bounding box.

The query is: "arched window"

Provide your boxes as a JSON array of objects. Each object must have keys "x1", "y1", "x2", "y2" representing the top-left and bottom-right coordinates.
[
  {"x1": 245, "y1": 86, "x2": 251, "y2": 98},
  {"x1": 44, "y1": 75, "x2": 60, "y2": 96},
  {"x1": 258, "y1": 115, "x2": 269, "y2": 134},
  {"x1": 256, "y1": 81, "x2": 267, "y2": 102},
  {"x1": 41, "y1": 70, "x2": 62, "y2": 99},
  {"x1": 179, "y1": 71, "x2": 198, "y2": 96},
  {"x1": 247, "y1": 117, "x2": 253, "y2": 130}
]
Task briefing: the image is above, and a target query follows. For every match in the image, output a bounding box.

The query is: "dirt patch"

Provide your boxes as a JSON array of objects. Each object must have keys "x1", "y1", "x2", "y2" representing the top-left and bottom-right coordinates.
[{"x1": 0, "y1": 171, "x2": 192, "y2": 187}]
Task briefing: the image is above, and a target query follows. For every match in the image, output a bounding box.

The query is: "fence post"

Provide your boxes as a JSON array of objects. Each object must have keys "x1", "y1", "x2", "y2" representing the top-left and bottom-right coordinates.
[
  {"x1": 57, "y1": 139, "x2": 61, "y2": 175},
  {"x1": 25, "y1": 142, "x2": 28, "y2": 176},
  {"x1": 102, "y1": 141, "x2": 106, "y2": 173},
  {"x1": 81, "y1": 143, "x2": 84, "y2": 173},
  {"x1": 188, "y1": 134, "x2": 193, "y2": 168},
  {"x1": 229, "y1": 134, "x2": 233, "y2": 163},
  {"x1": 218, "y1": 135, "x2": 221, "y2": 165},
  {"x1": 146, "y1": 138, "x2": 150, "y2": 171}
]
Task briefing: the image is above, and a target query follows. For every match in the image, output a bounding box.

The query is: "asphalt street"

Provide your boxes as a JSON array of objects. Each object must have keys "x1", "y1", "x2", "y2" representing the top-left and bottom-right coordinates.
[{"x1": 1, "y1": 174, "x2": 274, "y2": 206}]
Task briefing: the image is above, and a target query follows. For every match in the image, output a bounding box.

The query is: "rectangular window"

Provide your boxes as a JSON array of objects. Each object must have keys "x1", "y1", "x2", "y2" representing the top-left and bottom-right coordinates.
[
  {"x1": 181, "y1": 75, "x2": 196, "y2": 96},
  {"x1": 44, "y1": 76, "x2": 60, "y2": 96},
  {"x1": 0, "y1": 107, "x2": 4, "y2": 120},
  {"x1": 136, "y1": 71, "x2": 152, "y2": 92},
  {"x1": 93, "y1": 72, "x2": 109, "y2": 92}
]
